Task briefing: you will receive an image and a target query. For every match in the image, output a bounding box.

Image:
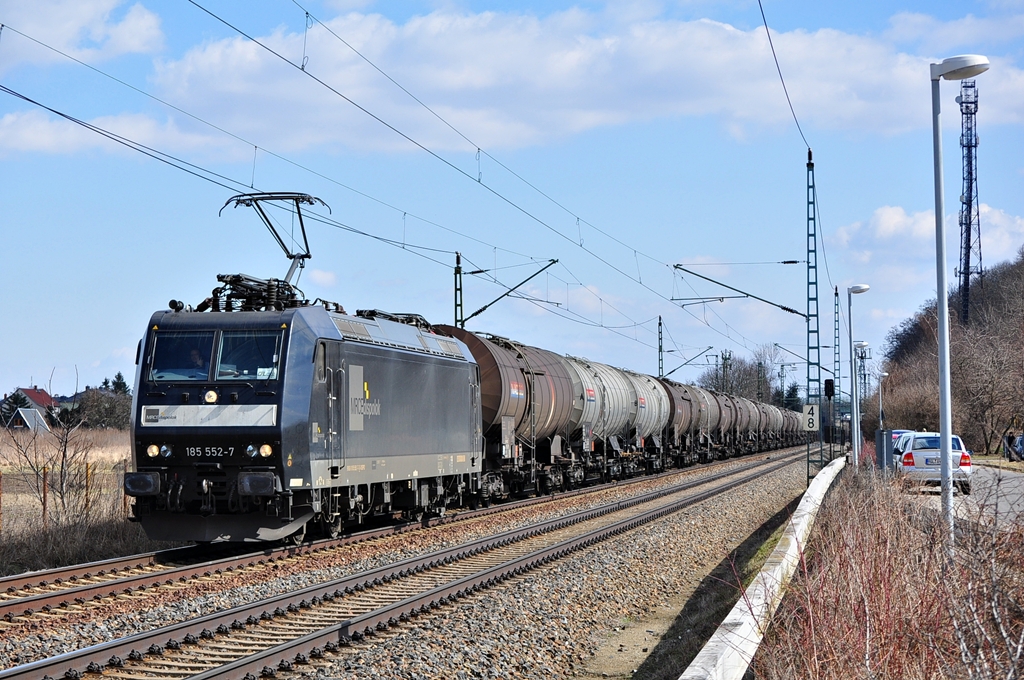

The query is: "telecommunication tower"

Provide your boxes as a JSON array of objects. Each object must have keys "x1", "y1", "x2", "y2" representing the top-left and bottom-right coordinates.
[{"x1": 957, "y1": 80, "x2": 982, "y2": 324}]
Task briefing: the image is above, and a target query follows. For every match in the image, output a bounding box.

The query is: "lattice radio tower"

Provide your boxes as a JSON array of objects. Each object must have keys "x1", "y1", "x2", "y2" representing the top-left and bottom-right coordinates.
[{"x1": 957, "y1": 80, "x2": 982, "y2": 324}]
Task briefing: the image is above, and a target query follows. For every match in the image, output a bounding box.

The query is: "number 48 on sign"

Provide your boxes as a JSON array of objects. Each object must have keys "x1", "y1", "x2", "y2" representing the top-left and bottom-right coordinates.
[{"x1": 801, "y1": 405, "x2": 819, "y2": 431}]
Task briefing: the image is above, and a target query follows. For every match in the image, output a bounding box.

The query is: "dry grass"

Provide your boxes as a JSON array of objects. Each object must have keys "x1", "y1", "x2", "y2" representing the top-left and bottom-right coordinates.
[
  {"x1": 0, "y1": 427, "x2": 130, "y2": 469},
  {"x1": 753, "y1": 470, "x2": 1024, "y2": 679},
  {"x1": 0, "y1": 428, "x2": 177, "y2": 576}
]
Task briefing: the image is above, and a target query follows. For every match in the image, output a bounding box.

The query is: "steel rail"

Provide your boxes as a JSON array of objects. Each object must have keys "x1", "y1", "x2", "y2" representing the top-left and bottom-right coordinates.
[
  {"x1": 0, "y1": 450, "x2": 801, "y2": 622},
  {"x1": 200, "y1": 455, "x2": 802, "y2": 680},
  {"x1": 0, "y1": 453, "x2": 799, "y2": 680}
]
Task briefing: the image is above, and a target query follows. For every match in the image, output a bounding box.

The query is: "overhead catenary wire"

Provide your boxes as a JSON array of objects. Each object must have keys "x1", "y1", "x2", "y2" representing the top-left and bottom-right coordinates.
[
  {"x1": 0, "y1": 76, "x2": 671, "y2": 347},
  {"x1": 187, "y1": 1, "x2": 781, "y2": 351},
  {"x1": 757, "y1": 0, "x2": 809, "y2": 150},
  {"x1": 0, "y1": 23, "x2": 540, "y2": 266},
  {"x1": 3, "y1": 13, "x2": 791, "y2": 354}
]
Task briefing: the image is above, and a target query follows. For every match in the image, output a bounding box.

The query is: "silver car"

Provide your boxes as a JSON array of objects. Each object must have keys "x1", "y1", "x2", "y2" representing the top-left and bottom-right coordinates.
[{"x1": 897, "y1": 431, "x2": 972, "y2": 494}]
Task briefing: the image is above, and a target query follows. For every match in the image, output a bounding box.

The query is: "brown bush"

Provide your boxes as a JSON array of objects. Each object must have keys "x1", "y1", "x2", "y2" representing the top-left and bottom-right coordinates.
[{"x1": 753, "y1": 472, "x2": 1024, "y2": 679}]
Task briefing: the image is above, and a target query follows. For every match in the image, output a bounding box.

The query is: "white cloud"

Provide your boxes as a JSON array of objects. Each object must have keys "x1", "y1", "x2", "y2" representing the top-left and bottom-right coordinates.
[
  {"x1": 2, "y1": 6, "x2": 1023, "y2": 155},
  {"x1": 978, "y1": 203, "x2": 1024, "y2": 261},
  {"x1": 0, "y1": 110, "x2": 231, "y2": 155},
  {"x1": 140, "y1": 7, "x2": 1024, "y2": 152},
  {"x1": 309, "y1": 269, "x2": 337, "y2": 286},
  {"x1": 0, "y1": 1, "x2": 163, "y2": 71},
  {"x1": 871, "y1": 205, "x2": 934, "y2": 240},
  {"x1": 886, "y1": 12, "x2": 1024, "y2": 51}
]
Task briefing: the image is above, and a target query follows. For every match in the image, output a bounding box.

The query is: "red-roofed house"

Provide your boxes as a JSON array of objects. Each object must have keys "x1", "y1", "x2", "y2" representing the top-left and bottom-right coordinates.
[
  {"x1": 2, "y1": 387, "x2": 58, "y2": 429},
  {"x1": 15, "y1": 387, "x2": 58, "y2": 413}
]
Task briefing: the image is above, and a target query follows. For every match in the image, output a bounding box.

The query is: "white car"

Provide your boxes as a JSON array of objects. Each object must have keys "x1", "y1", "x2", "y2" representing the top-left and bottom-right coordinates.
[{"x1": 896, "y1": 431, "x2": 972, "y2": 495}]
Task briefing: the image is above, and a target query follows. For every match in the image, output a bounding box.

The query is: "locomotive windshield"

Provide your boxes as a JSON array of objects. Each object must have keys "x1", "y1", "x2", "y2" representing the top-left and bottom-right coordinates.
[
  {"x1": 148, "y1": 330, "x2": 282, "y2": 382},
  {"x1": 216, "y1": 331, "x2": 282, "y2": 380},
  {"x1": 150, "y1": 331, "x2": 216, "y2": 381}
]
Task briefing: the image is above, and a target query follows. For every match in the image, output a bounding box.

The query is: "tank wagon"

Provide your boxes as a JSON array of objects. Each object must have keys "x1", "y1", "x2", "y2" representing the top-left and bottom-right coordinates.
[{"x1": 123, "y1": 193, "x2": 805, "y2": 543}]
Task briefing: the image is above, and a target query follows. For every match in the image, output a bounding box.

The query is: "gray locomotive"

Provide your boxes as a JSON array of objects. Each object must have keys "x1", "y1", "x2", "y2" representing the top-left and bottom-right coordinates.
[{"x1": 123, "y1": 193, "x2": 802, "y2": 543}]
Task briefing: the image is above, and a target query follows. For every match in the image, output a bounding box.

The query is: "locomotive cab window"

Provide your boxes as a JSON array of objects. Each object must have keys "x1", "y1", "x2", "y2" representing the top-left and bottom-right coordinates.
[
  {"x1": 149, "y1": 331, "x2": 216, "y2": 381},
  {"x1": 216, "y1": 331, "x2": 283, "y2": 381},
  {"x1": 315, "y1": 342, "x2": 326, "y2": 382}
]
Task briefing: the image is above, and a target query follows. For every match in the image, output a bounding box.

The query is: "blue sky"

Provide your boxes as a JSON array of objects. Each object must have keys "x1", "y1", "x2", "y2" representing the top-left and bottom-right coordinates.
[{"x1": 1, "y1": 0, "x2": 1022, "y2": 400}]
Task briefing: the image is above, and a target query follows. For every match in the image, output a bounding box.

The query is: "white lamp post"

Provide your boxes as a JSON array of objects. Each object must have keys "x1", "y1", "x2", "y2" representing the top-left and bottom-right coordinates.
[
  {"x1": 931, "y1": 54, "x2": 990, "y2": 540},
  {"x1": 879, "y1": 371, "x2": 889, "y2": 432},
  {"x1": 847, "y1": 284, "x2": 870, "y2": 467}
]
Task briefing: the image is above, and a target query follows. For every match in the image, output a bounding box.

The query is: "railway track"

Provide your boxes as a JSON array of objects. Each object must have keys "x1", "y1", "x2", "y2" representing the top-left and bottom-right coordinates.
[
  {"x1": 0, "y1": 451, "x2": 799, "y2": 626},
  {"x1": 0, "y1": 452, "x2": 801, "y2": 680}
]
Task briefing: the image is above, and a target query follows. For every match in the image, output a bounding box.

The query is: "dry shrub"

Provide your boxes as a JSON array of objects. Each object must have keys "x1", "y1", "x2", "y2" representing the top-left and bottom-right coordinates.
[
  {"x1": 0, "y1": 472, "x2": 163, "y2": 575},
  {"x1": 0, "y1": 430, "x2": 173, "y2": 575},
  {"x1": 753, "y1": 472, "x2": 1024, "y2": 679}
]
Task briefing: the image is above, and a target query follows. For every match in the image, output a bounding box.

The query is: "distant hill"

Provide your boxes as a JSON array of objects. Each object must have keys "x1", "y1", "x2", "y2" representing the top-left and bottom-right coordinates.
[{"x1": 867, "y1": 247, "x2": 1024, "y2": 453}]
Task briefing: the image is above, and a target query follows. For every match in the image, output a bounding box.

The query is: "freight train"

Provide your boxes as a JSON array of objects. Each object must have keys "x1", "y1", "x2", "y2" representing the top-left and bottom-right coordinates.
[{"x1": 123, "y1": 194, "x2": 804, "y2": 543}]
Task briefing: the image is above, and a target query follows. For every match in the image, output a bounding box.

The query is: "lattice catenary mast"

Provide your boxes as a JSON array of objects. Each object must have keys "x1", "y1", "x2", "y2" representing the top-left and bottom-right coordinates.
[
  {"x1": 957, "y1": 80, "x2": 982, "y2": 324},
  {"x1": 806, "y1": 149, "x2": 824, "y2": 483}
]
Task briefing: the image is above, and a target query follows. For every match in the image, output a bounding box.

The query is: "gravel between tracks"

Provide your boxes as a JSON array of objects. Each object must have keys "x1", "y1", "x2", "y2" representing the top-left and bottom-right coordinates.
[
  {"x1": 294, "y1": 459, "x2": 807, "y2": 680},
  {"x1": 0, "y1": 454, "x2": 804, "y2": 675}
]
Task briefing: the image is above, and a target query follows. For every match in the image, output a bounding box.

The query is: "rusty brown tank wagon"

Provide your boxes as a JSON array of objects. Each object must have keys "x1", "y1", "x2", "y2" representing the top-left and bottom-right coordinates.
[{"x1": 123, "y1": 193, "x2": 806, "y2": 544}]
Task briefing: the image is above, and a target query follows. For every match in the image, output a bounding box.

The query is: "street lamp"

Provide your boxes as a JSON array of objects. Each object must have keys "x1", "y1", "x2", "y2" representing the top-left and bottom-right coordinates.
[
  {"x1": 847, "y1": 284, "x2": 870, "y2": 467},
  {"x1": 878, "y1": 372, "x2": 889, "y2": 431},
  {"x1": 931, "y1": 54, "x2": 990, "y2": 540}
]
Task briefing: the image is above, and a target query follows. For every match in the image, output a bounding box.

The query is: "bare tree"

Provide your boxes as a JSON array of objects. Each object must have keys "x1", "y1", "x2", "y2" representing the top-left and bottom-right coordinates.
[{"x1": 1, "y1": 374, "x2": 93, "y2": 527}]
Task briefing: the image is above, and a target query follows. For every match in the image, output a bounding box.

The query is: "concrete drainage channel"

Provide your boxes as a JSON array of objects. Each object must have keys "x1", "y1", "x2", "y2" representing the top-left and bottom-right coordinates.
[{"x1": 679, "y1": 456, "x2": 847, "y2": 680}]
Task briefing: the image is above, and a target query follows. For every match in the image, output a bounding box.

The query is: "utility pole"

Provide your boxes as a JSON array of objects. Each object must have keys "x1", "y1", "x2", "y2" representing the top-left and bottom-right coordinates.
[
  {"x1": 756, "y1": 361, "x2": 765, "y2": 402},
  {"x1": 720, "y1": 350, "x2": 732, "y2": 393},
  {"x1": 806, "y1": 148, "x2": 824, "y2": 482},
  {"x1": 658, "y1": 316, "x2": 664, "y2": 379},
  {"x1": 454, "y1": 252, "x2": 464, "y2": 328},
  {"x1": 833, "y1": 286, "x2": 841, "y2": 453}
]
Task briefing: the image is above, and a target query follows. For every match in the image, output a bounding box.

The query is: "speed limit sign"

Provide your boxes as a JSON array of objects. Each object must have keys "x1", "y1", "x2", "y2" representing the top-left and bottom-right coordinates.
[{"x1": 801, "y1": 405, "x2": 819, "y2": 431}]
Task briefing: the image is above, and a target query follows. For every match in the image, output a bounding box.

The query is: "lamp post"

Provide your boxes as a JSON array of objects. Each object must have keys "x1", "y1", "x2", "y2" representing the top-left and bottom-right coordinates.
[
  {"x1": 931, "y1": 54, "x2": 990, "y2": 540},
  {"x1": 847, "y1": 284, "x2": 870, "y2": 467},
  {"x1": 878, "y1": 371, "x2": 889, "y2": 432}
]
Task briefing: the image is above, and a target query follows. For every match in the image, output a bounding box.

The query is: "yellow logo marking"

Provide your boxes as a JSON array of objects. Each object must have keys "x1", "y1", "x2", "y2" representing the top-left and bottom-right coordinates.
[{"x1": 364, "y1": 382, "x2": 370, "y2": 399}]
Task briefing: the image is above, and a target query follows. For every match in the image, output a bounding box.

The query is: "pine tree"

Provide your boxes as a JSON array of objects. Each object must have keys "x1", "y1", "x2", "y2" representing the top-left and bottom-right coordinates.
[
  {"x1": 111, "y1": 371, "x2": 131, "y2": 395},
  {"x1": 1, "y1": 392, "x2": 32, "y2": 426}
]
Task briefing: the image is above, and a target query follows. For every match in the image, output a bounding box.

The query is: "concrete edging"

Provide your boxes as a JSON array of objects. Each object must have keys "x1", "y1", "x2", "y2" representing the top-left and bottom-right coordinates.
[{"x1": 678, "y1": 456, "x2": 847, "y2": 680}]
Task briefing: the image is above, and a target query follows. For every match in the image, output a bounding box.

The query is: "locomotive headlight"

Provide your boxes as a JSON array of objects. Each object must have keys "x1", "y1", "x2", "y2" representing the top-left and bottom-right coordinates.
[
  {"x1": 146, "y1": 444, "x2": 160, "y2": 458},
  {"x1": 246, "y1": 445, "x2": 258, "y2": 458},
  {"x1": 159, "y1": 444, "x2": 172, "y2": 458},
  {"x1": 259, "y1": 444, "x2": 273, "y2": 458},
  {"x1": 204, "y1": 390, "x2": 218, "y2": 404}
]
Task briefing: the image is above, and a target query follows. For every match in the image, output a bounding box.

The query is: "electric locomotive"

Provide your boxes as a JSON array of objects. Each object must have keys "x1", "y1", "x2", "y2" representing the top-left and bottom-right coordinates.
[
  {"x1": 124, "y1": 194, "x2": 483, "y2": 542},
  {"x1": 124, "y1": 298, "x2": 483, "y2": 542},
  {"x1": 123, "y1": 192, "x2": 804, "y2": 544}
]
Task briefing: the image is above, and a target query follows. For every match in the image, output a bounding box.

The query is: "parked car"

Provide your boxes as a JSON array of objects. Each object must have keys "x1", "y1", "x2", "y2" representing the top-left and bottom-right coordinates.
[
  {"x1": 896, "y1": 431, "x2": 972, "y2": 494},
  {"x1": 891, "y1": 428, "x2": 912, "y2": 443},
  {"x1": 893, "y1": 431, "x2": 914, "y2": 459}
]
